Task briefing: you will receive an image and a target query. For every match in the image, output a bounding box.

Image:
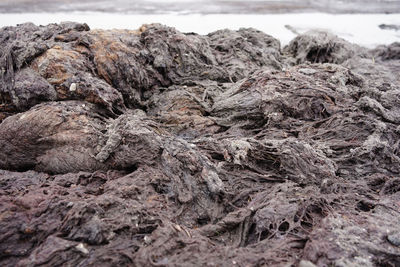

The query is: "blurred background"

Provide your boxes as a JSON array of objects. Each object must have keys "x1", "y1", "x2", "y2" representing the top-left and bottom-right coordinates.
[{"x1": 0, "y1": 0, "x2": 399, "y2": 47}]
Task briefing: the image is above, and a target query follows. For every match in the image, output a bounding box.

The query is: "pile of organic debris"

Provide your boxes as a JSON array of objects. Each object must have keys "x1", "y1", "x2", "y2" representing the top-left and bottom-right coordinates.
[{"x1": 0, "y1": 22, "x2": 399, "y2": 266}]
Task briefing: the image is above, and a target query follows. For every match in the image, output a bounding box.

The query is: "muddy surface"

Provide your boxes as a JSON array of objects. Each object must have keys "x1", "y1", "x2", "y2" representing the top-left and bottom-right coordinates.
[{"x1": 1, "y1": 22, "x2": 400, "y2": 266}]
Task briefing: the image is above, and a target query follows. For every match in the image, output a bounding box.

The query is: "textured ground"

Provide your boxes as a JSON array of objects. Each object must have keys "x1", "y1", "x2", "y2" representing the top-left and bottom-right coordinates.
[{"x1": 0, "y1": 22, "x2": 400, "y2": 266}]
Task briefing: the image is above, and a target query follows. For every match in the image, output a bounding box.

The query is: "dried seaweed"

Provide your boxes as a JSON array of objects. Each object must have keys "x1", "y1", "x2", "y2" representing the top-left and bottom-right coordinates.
[{"x1": 0, "y1": 23, "x2": 399, "y2": 267}]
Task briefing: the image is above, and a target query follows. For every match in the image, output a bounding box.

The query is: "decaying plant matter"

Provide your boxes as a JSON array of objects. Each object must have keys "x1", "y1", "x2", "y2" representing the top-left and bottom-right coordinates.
[{"x1": 0, "y1": 22, "x2": 400, "y2": 266}]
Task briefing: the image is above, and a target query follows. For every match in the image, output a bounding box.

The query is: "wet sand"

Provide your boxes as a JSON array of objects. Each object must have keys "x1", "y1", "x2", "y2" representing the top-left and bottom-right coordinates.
[{"x1": 1, "y1": 0, "x2": 400, "y2": 14}]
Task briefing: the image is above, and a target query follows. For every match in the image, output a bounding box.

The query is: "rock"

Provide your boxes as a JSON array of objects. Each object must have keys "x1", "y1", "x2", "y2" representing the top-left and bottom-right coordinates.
[
  {"x1": 379, "y1": 24, "x2": 400, "y2": 31},
  {"x1": 298, "y1": 68, "x2": 317, "y2": 75},
  {"x1": 75, "y1": 243, "x2": 89, "y2": 254},
  {"x1": 387, "y1": 233, "x2": 400, "y2": 247},
  {"x1": 299, "y1": 260, "x2": 317, "y2": 267},
  {"x1": 69, "y1": 82, "x2": 77, "y2": 92}
]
